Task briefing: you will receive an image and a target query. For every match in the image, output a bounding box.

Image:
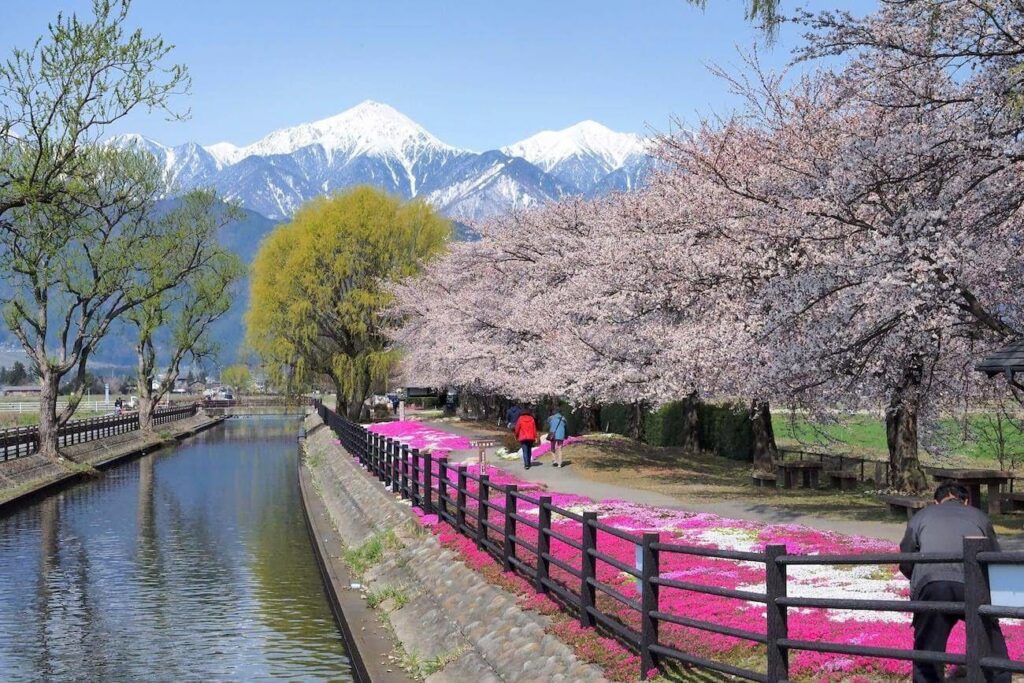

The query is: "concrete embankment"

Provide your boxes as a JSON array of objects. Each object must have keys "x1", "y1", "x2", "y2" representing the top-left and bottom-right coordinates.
[
  {"x1": 299, "y1": 414, "x2": 609, "y2": 683},
  {"x1": 0, "y1": 412, "x2": 227, "y2": 509}
]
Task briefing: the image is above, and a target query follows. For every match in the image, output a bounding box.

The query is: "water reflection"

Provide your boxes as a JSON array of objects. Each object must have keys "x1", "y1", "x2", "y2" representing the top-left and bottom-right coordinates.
[{"x1": 0, "y1": 416, "x2": 351, "y2": 682}]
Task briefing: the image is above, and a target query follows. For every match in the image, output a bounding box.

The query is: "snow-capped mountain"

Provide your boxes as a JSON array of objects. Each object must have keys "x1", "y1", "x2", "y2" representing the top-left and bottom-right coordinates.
[
  {"x1": 111, "y1": 101, "x2": 653, "y2": 222},
  {"x1": 501, "y1": 120, "x2": 649, "y2": 193}
]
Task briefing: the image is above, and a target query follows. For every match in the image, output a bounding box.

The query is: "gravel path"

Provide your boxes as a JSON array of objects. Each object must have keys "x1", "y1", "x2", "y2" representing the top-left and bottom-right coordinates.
[{"x1": 422, "y1": 418, "x2": 1024, "y2": 550}]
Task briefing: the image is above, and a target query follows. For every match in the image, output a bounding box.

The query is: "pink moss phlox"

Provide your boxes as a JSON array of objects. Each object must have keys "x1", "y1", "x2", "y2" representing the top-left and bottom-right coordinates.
[{"x1": 349, "y1": 425, "x2": 1023, "y2": 678}]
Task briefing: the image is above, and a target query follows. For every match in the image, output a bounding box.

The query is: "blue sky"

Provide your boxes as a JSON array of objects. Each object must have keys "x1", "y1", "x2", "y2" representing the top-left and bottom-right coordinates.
[{"x1": 4, "y1": 0, "x2": 875, "y2": 150}]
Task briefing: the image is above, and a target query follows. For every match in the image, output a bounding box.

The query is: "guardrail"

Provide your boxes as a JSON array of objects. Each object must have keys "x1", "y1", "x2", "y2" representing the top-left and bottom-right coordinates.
[
  {"x1": 0, "y1": 399, "x2": 131, "y2": 414},
  {"x1": 315, "y1": 400, "x2": 1023, "y2": 681},
  {"x1": 0, "y1": 403, "x2": 199, "y2": 461},
  {"x1": 201, "y1": 397, "x2": 313, "y2": 408}
]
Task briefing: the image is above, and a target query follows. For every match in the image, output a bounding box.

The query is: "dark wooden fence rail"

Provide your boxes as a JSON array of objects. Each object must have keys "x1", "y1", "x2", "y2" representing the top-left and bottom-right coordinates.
[
  {"x1": 315, "y1": 400, "x2": 1023, "y2": 681},
  {"x1": 0, "y1": 403, "x2": 199, "y2": 462}
]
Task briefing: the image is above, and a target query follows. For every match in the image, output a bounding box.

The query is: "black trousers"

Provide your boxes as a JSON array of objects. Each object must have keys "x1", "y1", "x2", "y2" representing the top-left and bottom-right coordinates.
[
  {"x1": 913, "y1": 581, "x2": 1010, "y2": 683},
  {"x1": 520, "y1": 440, "x2": 533, "y2": 468}
]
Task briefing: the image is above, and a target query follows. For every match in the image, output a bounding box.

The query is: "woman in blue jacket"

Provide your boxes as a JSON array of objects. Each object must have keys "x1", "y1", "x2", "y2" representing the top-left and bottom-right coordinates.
[{"x1": 546, "y1": 408, "x2": 567, "y2": 468}]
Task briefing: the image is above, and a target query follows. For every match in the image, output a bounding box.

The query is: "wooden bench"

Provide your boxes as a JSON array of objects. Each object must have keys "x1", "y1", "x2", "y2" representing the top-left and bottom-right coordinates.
[
  {"x1": 879, "y1": 494, "x2": 932, "y2": 520},
  {"x1": 752, "y1": 472, "x2": 777, "y2": 489},
  {"x1": 829, "y1": 472, "x2": 859, "y2": 491},
  {"x1": 1005, "y1": 491, "x2": 1024, "y2": 513}
]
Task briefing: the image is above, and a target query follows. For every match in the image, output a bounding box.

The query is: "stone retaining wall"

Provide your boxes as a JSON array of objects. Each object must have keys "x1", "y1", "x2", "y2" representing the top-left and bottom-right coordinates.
[
  {"x1": 301, "y1": 415, "x2": 608, "y2": 683},
  {"x1": 0, "y1": 412, "x2": 226, "y2": 507}
]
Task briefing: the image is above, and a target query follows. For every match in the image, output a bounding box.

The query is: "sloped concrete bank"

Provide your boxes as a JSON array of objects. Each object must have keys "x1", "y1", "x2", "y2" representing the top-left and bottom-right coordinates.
[
  {"x1": 0, "y1": 412, "x2": 227, "y2": 509},
  {"x1": 300, "y1": 414, "x2": 609, "y2": 683}
]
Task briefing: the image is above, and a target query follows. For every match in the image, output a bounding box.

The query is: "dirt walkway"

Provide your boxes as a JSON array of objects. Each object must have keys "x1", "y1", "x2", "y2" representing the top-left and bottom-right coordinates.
[{"x1": 424, "y1": 419, "x2": 913, "y2": 544}]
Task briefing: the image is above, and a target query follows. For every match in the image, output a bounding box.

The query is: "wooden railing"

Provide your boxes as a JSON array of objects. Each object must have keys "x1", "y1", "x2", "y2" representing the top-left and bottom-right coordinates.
[
  {"x1": 0, "y1": 403, "x2": 199, "y2": 461},
  {"x1": 315, "y1": 400, "x2": 1024, "y2": 681}
]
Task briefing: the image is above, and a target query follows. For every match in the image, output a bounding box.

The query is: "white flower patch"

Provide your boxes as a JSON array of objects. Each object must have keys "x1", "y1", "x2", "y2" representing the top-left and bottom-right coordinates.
[
  {"x1": 738, "y1": 563, "x2": 910, "y2": 624},
  {"x1": 692, "y1": 527, "x2": 761, "y2": 553}
]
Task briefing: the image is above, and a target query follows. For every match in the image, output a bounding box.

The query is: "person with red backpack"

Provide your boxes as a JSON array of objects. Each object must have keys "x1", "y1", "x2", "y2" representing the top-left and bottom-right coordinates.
[{"x1": 514, "y1": 408, "x2": 538, "y2": 470}]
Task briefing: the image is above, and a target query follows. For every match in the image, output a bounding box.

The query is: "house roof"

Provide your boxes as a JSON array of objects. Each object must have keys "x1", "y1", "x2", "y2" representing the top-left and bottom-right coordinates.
[{"x1": 976, "y1": 339, "x2": 1024, "y2": 377}]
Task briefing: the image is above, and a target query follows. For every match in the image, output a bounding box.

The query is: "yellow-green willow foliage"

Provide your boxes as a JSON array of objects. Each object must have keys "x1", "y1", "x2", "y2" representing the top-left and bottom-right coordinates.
[{"x1": 246, "y1": 187, "x2": 451, "y2": 417}]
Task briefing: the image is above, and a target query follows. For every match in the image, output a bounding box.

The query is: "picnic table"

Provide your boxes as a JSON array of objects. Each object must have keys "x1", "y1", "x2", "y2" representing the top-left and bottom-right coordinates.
[
  {"x1": 777, "y1": 460, "x2": 823, "y2": 489},
  {"x1": 925, "y1": 467, "x2": 1010, "y2": 515}
]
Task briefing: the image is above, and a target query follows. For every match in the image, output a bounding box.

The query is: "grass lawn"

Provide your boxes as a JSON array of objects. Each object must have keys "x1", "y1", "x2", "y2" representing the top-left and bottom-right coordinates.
[
  {"x1": 560, "y1": 433, "x2": 1023, "y2": 537},
  {"x1": 0, "y1": 409, "x2": 113, "y2": 428},
  {"x1": 773, "y1": 412, "x2": 1024, "y2": 469}
]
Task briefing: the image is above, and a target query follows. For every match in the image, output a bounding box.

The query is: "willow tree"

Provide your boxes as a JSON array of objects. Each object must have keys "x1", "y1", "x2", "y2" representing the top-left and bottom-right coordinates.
[
  {"x1": 246, "y1": 187, "x2": 451, "y2": 419},
  {"x1": 128, "y1": 192, "x2": 245, "y2": 433}
]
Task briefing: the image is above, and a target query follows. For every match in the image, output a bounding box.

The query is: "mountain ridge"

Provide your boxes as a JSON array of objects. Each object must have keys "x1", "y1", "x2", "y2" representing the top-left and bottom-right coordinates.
[{"x1": 110, "y1": 100, "x2": 653, "y2": 222}]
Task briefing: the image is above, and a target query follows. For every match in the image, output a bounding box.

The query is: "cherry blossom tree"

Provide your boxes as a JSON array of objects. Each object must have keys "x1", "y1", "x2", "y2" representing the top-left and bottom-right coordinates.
[{"x1": 653, "y1": 52, "x2": 1024, "y2": 491}]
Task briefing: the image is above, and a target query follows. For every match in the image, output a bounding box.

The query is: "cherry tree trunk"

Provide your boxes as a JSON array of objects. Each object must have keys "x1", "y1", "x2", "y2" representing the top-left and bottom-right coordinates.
[
  {"x1": 679, "y1": 392, "x2": 701, "y2": 452},
  {"x1": 629, "y1": 401, "x2": 648, "y2": 441},
  {"x1": 750, "y1": 399, "x2": 778, "y2": 473},
  {"x1": 37, "y1": 373, "x2": 61, "y2": 460},
  {"x1": 581, "y1": 404, "x2": 601, "y2": 432},
  {"x1": 886, "y1": 364, "x2": 929, "y2": 493}
]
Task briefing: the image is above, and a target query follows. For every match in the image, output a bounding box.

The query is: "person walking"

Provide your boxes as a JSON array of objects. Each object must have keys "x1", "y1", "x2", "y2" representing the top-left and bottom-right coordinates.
[
  {"x1": 899, "y1": 482, "x2": 1010, "y2": 683},
  {"x1": 514, "y1": 408, "x2": 537, "y2": 470},
  {"x1": 546, "y1": 407, "x2": 567, "y2": 468},
  {"x1": 506, "y1": 403, "x2": 522, "y2": 430}
]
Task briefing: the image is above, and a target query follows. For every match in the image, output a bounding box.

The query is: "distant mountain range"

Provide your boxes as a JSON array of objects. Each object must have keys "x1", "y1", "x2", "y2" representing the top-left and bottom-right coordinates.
[
  {"x1": 110, "y1": 100, "x2": 653, "y2": 223},
  {"x1": 93, "y1": 101, "x2": 654, "y2": 369}
]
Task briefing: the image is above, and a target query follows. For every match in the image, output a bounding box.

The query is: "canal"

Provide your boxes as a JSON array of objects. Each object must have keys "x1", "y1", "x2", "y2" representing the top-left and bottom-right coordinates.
[{"x1": 0, "y1": 416, "x2": 352, "y2": 682}]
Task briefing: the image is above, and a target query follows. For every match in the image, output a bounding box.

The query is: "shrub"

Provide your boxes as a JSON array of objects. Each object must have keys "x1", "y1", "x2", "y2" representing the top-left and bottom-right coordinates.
[
  {"x1": 502, "y1": 433, "x2": 521, "y2": 453},
  {"x1": 698, "y1": 402, "x2": 754, "y2": 461}
]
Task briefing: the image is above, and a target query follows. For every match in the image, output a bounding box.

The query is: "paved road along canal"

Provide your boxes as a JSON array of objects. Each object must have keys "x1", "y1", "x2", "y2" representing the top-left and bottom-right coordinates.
[{"x1": 0, "y1": 415, "x2": 352, "y2": 682}]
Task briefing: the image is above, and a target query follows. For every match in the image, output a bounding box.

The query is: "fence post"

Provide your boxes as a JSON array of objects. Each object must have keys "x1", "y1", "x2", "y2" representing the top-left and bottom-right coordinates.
[
  {"x1": 536, "y1": 496, "x2": 552, "y2": 593},
  {"x1": 401, "y1": 444, "x2": 410, "y2": 499},
  {"x1": 580, "y1": 511, "x2": 598, "y2": 628},
  {"x1": 503, "y1": 485, "x2": 518, "y2": 572},
  {"x1": 477, "y1": 474, "x2": 490, "y2": 550},
  {"x1": 424, "y1": 452, "x2": 434, "y2": 513},
  {"x1": 385, "y1": 438, "x2": 394, "y2": 486},
  {"x1": 765, "y1": 544, "x2": 789, "y2": 682},
  {"x1": 391, "y1": 442, "x2": 400, "y2": 494},
  {"x1": 456, "y1": 465, "x2": 467, "y2": 531},
  {"x1": 640, "y1": 532, "x2": 660, "y2": 679},
  {"x1": 964, "y1": 536, "x2": 994, "y2": 682},
  {"x1": 436, "y1": 457, "x2": 449, "y2": 520},
  {"x1": 410, "y1": 448, "x2": 422, "y2": 506}
]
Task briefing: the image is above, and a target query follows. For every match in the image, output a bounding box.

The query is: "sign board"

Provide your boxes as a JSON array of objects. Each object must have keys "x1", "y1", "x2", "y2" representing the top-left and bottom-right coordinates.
[{"x1": 990, "y1": 564, "x2": 1024, "y2": 607}]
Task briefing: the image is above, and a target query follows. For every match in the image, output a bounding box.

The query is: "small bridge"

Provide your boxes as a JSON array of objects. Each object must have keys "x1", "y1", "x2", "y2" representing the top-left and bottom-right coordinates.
[{"x1": 201, "y1": 397, "x2": 313, "y2": 417}]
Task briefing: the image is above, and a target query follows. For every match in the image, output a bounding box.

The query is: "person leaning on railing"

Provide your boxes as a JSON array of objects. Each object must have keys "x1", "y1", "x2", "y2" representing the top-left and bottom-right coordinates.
[{"x1": 898, "y1": 482, "x2": 1010, "y2": 683}]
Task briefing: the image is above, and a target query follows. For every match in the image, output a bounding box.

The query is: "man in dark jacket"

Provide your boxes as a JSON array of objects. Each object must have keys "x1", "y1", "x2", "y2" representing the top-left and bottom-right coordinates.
[{"x1": 899, "y1": 482, "x2": 1010, "y2": 683}]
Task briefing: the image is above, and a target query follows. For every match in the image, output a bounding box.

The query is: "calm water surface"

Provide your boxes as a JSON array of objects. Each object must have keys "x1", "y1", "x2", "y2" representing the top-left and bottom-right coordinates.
[{"x1": 0, "y1": 416, "x2": 352, "y2": 682}]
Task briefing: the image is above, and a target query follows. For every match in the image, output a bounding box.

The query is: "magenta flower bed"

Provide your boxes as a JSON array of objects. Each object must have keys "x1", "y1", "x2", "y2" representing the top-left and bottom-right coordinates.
[
  {"x1": 366, "y1": 420, "x2": 472, "y2": 458},
  {"x1": 358, "y1": 422, "x2": 1024, "y2": 680}
]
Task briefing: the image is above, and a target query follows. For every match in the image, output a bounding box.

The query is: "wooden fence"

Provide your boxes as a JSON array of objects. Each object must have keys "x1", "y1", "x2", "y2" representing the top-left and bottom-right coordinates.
[
  {"x1": 316, "y1": 401, "x2": 1023, "y2": 681},
  {"x1": 0, "y1": 403, "x2": 199, "y2": 461}
]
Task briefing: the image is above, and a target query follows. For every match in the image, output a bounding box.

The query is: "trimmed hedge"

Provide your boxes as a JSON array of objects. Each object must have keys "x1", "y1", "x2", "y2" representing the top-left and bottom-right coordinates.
[
  {"x1": 589, "y1": 399, "x2": 754, "y2": 461},
  {"x1": 697, "y1": 402, "x2": 754, "y2": 461},
  {"x1": 504, "y1": 396, "x2": 756, "y2": 462}
]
